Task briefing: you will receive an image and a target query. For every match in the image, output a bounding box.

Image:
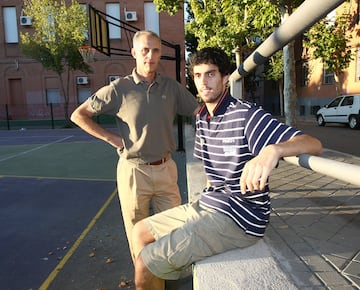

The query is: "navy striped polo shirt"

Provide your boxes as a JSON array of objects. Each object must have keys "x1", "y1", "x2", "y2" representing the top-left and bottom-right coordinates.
[{"x1": 194, "y1": 90, "x2": 302, "y2": 237}]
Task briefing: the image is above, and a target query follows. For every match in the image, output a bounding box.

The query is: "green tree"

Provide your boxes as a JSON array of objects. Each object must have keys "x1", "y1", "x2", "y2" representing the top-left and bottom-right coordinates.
[
  {"x1": 304, "y1": 14, "x2": 353, "y2": 96},
  {"x1": 187, "y1": 0, "x2": 279, "y2": 56},
  {"x1": 265, "y1": 50, "x2": 284, "y2": 115},
  {"x1": 20, "y1": 0, "x2": 91, "y2": 125},
  {"x1": 154, "y1": 0, "x2": 307, "y2": 126}
]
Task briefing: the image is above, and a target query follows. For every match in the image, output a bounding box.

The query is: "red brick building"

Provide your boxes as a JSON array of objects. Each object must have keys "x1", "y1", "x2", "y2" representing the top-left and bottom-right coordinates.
[
  {"x1": 0, "y1": 0, "x2": 186, "y2": 123},
  {"x1": 296, "y1": 0, "x2": 360, "y2": 116}
]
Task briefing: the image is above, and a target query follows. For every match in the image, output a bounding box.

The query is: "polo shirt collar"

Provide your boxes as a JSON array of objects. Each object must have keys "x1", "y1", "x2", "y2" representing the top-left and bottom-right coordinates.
[
  {"x1": 132, "y1": 68, "x2": 161, "y2": 85},
  {"x1": 198, "y1": 89, "x2": 231, "y2": 119}
]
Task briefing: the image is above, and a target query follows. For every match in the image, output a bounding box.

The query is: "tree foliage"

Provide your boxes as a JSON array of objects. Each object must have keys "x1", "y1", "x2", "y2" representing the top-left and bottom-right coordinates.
[
  {"x1": 153, "y1": 0, "x2": 183, "y2": 15},
  {"x1": 265, "y1": 50, "x2": 283, "y2": 81},
  {"x1": 20, "y1": 0, "x2": 90, "y2": 74},
  {"x1": 304, "y1": 14, "x2": 353, "y2": 85},
  {"x1": 156, "y1": 0, "x2": 280, "y2": 56},
  {"x1": 155, "y1": 0, "x2": 354, "y2": 123},
  {"x1": 20, "y1": 0, "x2": 91, "y2": 123}
]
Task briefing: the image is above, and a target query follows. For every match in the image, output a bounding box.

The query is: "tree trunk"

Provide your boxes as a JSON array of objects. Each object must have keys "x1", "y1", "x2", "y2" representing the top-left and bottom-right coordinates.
[
  {"x1": 282, "y1": 8, "x2": 297, "y2": 127},
  {"x1": 58, "y1": 67, "x2": 71, "y2": 126},
  {"x1": 278, "y1": 77, "x2": 284, "y2": 116}
]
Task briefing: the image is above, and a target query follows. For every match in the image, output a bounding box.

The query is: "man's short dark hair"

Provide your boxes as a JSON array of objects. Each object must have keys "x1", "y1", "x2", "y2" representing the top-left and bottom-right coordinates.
[{"x1": 189, "y1": 47, "x2": 232, "y2": 78}]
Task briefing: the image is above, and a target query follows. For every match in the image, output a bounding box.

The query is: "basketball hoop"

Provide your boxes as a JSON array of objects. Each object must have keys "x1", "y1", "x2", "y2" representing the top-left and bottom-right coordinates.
[{"x1": 78, "y1": 45, "x2": 96, "y2": 64}]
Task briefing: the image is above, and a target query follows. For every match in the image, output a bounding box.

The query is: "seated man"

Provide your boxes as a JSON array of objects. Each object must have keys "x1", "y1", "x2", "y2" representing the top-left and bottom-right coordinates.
[{"x1": 131, "y1": 47, "x2": 323, "y2": 290}]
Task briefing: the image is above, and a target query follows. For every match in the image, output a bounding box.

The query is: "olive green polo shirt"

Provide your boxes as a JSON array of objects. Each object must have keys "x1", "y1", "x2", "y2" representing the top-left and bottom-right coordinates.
[{"x1": 87, "y1": 69, "x2": 198, "y2": 163}]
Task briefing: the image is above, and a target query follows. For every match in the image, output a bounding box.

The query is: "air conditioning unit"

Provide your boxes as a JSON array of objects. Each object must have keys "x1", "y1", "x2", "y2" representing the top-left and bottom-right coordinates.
[
  {"x1": 77, "y1": 76, "x2": 88, "y2": 85},
  {"x1": 125, "y1": 11, "x2": 137, "y2": 22},
  {"x1": 109, "y1": 75, "x2": 120, "y2": 83},
  {"x1": 20, "y1": 16, "x2": 32, "y2": 26}
]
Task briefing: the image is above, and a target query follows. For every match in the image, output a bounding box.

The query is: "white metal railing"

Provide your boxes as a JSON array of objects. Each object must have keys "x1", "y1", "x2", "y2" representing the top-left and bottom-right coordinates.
[{"x1": 284, "y1": 154, "x2": 360, "y2": 186}]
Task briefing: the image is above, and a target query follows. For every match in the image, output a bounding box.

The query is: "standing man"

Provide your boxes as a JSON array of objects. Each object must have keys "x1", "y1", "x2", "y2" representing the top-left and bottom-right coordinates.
[
  {"x1": 70, "y1": 30, "x2": 198, "y2": 260},
  {"x1": 131, "y1": 47, "x2": 323, "y2": 289}
]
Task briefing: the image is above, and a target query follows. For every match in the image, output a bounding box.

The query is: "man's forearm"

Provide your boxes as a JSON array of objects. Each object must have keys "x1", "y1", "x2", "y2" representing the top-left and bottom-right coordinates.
[
  {"x1": 274, "y1": 134, "x2": 323, "y2": 158},
  {"x1": 71, "y1": 108, "x2": 123, "y2": 149}
]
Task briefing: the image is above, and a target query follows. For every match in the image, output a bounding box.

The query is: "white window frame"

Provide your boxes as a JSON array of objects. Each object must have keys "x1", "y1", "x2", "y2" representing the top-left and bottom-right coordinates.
[
  {"x1": 144, "y1": 3, "x2": 160, "y2": 36},
  {"x1": 80, "y1": 4, "x2": 89, "y2": 40},
  {"x1": 3, "y1": 7, "x2": 19, "y2": 43},
  {"x1": 106, "y1": 3, "x2": 121, "y2": 39}
]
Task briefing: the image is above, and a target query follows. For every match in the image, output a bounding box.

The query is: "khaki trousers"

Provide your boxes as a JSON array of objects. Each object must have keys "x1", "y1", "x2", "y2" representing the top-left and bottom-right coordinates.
[{"x1": 117, "y1": 156, "x2": 181, "y2": 259}]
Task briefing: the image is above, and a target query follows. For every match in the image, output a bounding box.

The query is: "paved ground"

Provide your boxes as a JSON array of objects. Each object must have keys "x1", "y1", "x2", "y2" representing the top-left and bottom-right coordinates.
[
  {"x1": 1, "y1": 123, "x2": 359, "y2": 289},
  {"x1": 0, "y1": 127, "x2": 191, "y2": 290},
  {"x1": 51, "y1": 125, "x2": 360, "y2": 290},
  {"x1": 267, "y1": 148, "x2": 360, "y2": 289}
]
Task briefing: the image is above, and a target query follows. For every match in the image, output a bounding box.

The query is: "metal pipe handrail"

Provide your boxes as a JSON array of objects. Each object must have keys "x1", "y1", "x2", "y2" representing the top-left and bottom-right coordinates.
[
  {"x1": 284, "y1": 154, "x2": 360, "y2": 186},
  {"x1": 230, "y1": 0, "x2": 346, "y2": 81}
]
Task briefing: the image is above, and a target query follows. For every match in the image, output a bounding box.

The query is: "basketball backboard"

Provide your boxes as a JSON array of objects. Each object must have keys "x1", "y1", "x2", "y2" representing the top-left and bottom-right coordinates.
[{"x1": 88, "y1": 5, "x2": 110, "y2": 56}]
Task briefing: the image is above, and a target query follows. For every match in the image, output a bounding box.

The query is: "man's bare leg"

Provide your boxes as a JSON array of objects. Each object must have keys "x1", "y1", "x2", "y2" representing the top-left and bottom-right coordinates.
[
  {"x1": 132, "y1": 220, "x2": 165, "y2": 289},
  {"x1": 134, "y1": 254, "x2": 165, "y2": 290}
]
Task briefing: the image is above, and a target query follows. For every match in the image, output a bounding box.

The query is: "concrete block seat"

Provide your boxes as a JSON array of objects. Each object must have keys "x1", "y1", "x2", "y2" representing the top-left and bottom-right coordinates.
[{"x1": 192, "y1": 238, "x2": 298, "y2": 290}]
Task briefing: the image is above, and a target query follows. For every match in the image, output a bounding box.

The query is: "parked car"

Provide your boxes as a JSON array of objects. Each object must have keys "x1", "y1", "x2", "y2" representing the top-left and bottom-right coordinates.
[{"x1": 316, "y1": 94, "x2": 360, "y2": 129}]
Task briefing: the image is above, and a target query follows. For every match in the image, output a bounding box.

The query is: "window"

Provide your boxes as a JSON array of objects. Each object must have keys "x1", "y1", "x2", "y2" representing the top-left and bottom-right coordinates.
[
  {"x1": 301, "y1": 62, "x2": 309, "y2": 87},
  {"x1": 3, "y1": 7, "x2": 19, "y2": 43},
  {"x1": 341, "y1": 96, "x2": 353, "y2": 106},
  {"x1": 106, "y1": 3, "x2": 121, "y2": 39},
  {"x1": 144, "y1": 3, "x2": 159, "y2": 36},
  {"x1": 47, "y1": 88, "x2": 61, "y2": 104},
  {"x1": 80, "y1": 4, "x2": 89, "y2": 39},
  {"x1": 356, "y1": 48, "x2": 360, "y2": 82},
  {"x1": 77, "y1": 87, "x2": 92, "y2": 103},
  {"x1": 323, "y1": 67, "x2": 334, "y2": 84},
  {"x1": 328, "y1": 97, "x2": 342, "y2": 108}
]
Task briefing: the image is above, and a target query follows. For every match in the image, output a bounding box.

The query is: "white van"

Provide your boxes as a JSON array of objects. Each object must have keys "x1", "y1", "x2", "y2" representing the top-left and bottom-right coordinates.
[{"x1": 316, "y1": 94, "x2": 360, "y2": 129}]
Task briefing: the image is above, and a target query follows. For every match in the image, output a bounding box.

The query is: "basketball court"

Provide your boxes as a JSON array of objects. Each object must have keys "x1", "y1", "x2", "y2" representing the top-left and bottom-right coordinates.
[
  {"x1": 0, "y1": 126, "x2": 189, "y2": 289},
  {"x1": 0, "y1": 128, "x2": 127, "y2": 289},
  {"x1": 0, "y1": 4, "x2": 191, "y2": 288}
]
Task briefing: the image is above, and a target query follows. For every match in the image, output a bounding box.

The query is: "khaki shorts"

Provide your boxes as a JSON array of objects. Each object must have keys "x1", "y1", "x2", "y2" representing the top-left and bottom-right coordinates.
[{"x1": 140, "y1": 201, "x2": 260, "y2": 280}]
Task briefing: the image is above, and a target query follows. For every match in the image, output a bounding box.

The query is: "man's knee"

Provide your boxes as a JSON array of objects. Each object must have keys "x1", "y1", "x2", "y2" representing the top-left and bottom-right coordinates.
[
  {"x1": 133, "y1": 220, "x2": 150, "y2": 243},
  {"x1": 132, "y1": 220, "x2": 155, "y2": 259},
  {"x1": 135, "y1": 254, "x2": 164, "y2": 290}
]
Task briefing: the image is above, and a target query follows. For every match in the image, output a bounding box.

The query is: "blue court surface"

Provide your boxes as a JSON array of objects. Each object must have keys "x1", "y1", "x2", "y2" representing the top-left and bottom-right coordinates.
[
  {"x1": 0, "y1": 127, "x2": 189, "y2": 290},
  {"x1": 0, "y1": 128, "x2": 124, "y2": 289}
]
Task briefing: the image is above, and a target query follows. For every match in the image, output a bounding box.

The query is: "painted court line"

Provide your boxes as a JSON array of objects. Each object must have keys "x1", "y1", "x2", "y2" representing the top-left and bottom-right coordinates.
[
  {"x1": 39, "y1": 188, "x2": 118, "y2": 290},
  {"x1": 0, "y1": 136, "x2": 73, "y2": 162},
  {"x1": 1, "y1": 174, "x2": 115, "y2": 182}
]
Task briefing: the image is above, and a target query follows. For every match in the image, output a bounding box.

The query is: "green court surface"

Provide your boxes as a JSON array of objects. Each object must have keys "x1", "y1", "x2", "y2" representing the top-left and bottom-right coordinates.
[{"x1": 0, "y1": 137, "x2": 117, "y2": 180}]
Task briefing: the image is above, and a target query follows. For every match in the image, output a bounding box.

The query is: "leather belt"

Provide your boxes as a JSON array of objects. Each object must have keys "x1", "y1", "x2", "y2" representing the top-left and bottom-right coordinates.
[{"x1": 144, "y1": 156, "x2": 168, "y2": 166}]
